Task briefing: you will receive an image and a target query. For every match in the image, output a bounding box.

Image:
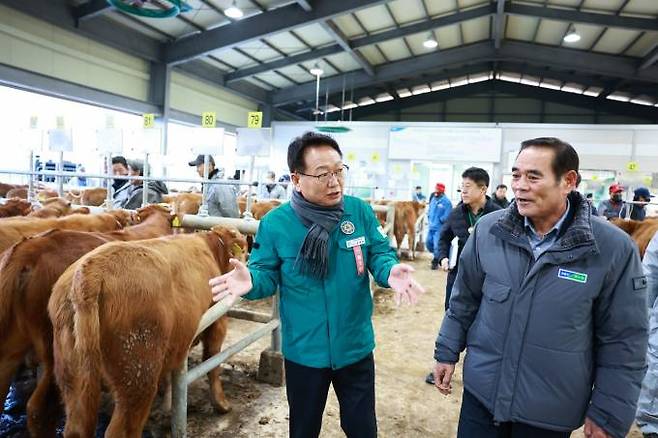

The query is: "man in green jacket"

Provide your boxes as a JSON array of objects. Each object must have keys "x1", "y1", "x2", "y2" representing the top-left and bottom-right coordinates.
[{"x1": 210, "y1": 131, "x2": 425, "y2": 438}]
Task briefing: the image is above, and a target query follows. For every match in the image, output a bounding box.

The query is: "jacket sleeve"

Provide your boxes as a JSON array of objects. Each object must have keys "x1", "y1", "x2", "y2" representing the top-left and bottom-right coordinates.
[
  {"x1": 364, "y1": 204, "x2": 398, "y2": 288},
  {"x1": 644, "y1": 234, "x2": 658, "y2": 308},
  {"x1": 587, "y1": 241, "x2": 649, "y2": 438},
  {"x1": 439, "y1": 198, "x2": 452, "y2": 224},
  {"x1": 597, "y1": 201, "x2": 607, "y2": 217},
  {"x1": 437, "y1": 212, "x2": 456, "y2": 261},
  {"x1": 434, "y1": 223, "x2": 486, "y2": 364},
  {"x1": 244, "y1": 218, "x2": 280, "y2": 300},
  {"x1": 123, "y1": 189, "x2": 143, "y2": 210}
]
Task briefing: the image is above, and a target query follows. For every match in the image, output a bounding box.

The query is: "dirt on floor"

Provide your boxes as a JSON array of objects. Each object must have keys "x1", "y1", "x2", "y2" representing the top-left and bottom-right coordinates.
[{"x1": 143, "y1": 251, "x2": 642, "y2": 438}]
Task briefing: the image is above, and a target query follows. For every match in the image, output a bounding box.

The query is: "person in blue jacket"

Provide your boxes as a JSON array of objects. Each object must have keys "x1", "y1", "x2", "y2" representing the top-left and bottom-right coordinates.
[
  {"x1": 426, "y1": 182, "x2": 452, "y2": 270},
  {"x1": 209, "y1": 131, "x2": 425, "y2": 438}
]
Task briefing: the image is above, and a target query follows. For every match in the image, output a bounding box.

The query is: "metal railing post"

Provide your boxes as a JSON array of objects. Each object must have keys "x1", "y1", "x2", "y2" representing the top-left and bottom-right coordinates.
[{"x1": 171, "y1": 359, "x2": 188, "y2": 438}]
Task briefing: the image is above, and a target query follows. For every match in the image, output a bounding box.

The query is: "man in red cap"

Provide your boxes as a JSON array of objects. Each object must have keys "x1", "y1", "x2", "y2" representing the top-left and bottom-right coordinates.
[
  {"x1": 597, "y1": 183, "x2": 624, "y2": 220},
  {"x1": 427, "y1": 182, "x2": 453, "y2": 270}
]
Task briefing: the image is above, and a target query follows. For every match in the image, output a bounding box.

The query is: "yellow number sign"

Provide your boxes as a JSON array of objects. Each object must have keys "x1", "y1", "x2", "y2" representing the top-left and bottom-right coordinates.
[
  {"x1": 371, "y1": 152, "x2": 381, "y2": 163},
  {"x1": 143, "y1": 113, "x2": 155, "y2": 129},
  {"x1": 248, "y1": 111, "x2": 263, "y2": 128},
  {"x1": 626, "y1": 161, "x2": 639, "y2": 172},
  {"x1": 346, "y1": 152, "x2": 356, "y2": 162},
  {"x1": 202, "y1": 111, "x2": 216, "y2": 128}
]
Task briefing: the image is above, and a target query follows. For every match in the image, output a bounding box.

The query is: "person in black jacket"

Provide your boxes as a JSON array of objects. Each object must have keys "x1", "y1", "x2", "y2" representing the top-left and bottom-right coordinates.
[
  {"x1": 425, "y1": 167, "x2": 500, "y2": 385},
  {"x1": 437, "y1": 168, "x2": 501, "y2": 310}
]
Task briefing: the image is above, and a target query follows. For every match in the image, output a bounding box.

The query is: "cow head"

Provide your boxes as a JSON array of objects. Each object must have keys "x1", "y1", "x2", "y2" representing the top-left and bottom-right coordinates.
[
  {"x1": 136, "y1": 204, "x2": 175, "y2": 225},
  {"x1": 208, "y1": 226, "x2": 248, "y2": 274},
  {"x1": 106, "y1": 209, "x2": 139, "y2": 227},
  {"x1": 5, "y1": 198, "x2": 32, "y2": 216}
]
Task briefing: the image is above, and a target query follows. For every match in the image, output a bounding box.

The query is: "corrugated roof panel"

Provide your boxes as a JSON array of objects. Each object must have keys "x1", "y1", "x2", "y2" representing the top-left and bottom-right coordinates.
[
  {"x1": 387, "y1": 0, "x2": 427, "y2": 24},
  {"x1": 211, "y1": 49, "x2": 258, "y2": 69},
  {"x1": 459, "y1": 0, "x2": 490, "y2": 8},
  {"x1": 461, "y1": 16, "x2": 490, "y2": 44},
  {"x1": 545, "y1": 0, "x2": 590, "y2": 7},
  {"x1": 105, "y1": 11, "x2": 173, "y2": 40},
  {"x1": 425, "y1": 0, "x2": 459, "y2": 17},
  {"x1": 353, "y1": 5, "x2": 396, "y2": 33},
  {"x1": 623, "y1": 0, "x2": 658, "y2": 16},
  {"x1": 506, "y1": 15, "x2": 540, "y2": 41},
  {"x1": 592, "y1": 28, "x2": 642, "y2": 54},
  {"x1": 242, "y1": 76, "x2": 274, "y2": 91},
  {"x1": 201, "y1": 56, "x2": 230, "y2": 73},
  {"x1": 253, "y1": 0, "x2": 295, "y2": 10},
  {"x1": 275, "y1": 64, "x2": 314, "y2": 83},
  {"x1": 254, "y1": 72, "x2": 293, "y2": 88},
  {"x1": 179, "y1": 0, "x2": 225, "y2": 29},
  {"x1": 319, "y1": 52, "x2": 362, "y2": 72},
  {"x1": 624, "y1": 31, "x2": 658, "y2": 56},
  {"x1": 293, "y1": 22, "x2": 335, "y2": 48},
  {"x1": 534, "y1": 19, "x2": 571, "y2": 45},
  {"x1": 234, "y1": 40, "x2": 283, "y2": 63},
  {"x1": 436, "y1": 23, "x2": 463, "y2": 49},
  {"x1": 359, "y1": 45, "x2": 389, "y2": 65},
  {"x1": 377, "y1": 38, "x2": 414, "y2": 62},
  {"x1": 265, "y1": 32, "x2": 309, "y2": 56},
  {"x1": 332, "y1": 14, "x2": 365, "y2": 39},
  {"x1": 581, "y1": 0, "x2": 626, "y2": 13}
]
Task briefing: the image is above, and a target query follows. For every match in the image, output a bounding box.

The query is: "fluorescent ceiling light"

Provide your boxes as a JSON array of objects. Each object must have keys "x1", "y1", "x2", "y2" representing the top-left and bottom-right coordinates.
[
  {"x1": 341, "y1": 101, "x2": 357, "y2": 110},
  {"x1": 411, "y1": 85, "x2": 431, "y2": 95},
  {"x1": 630, "y1": 98, "x2": 655, "y2": 106},
  {"x1": 561, "y1": 83, "x2": 584, "y2": 94},
  {"x1": 309, "y1": 64, "x2": 324, "y2": 76},
  {"x1": 583, "y1": 87, "x2": 603, "y2": 97},
  {"x1": 606, "y1": 93, "x2": 631, "y2": 102},
  {"x1": 563, "y1": 28, "x2": 581, "y2": 43},
  {"x1": 498, "y1": 72, "x2": 521, "y2": 83},
  {"x1": 450, "y1": 76, "x2": 468, "y2": 87},
  {"x1": 520, "y1": 76, "x2": 540, "y2": 86},
  {"x1": 224, "y1": 1, "x2": 243, "y2": 19},
  {"x1": 396, "y1": 88, "x2": 412, "y2": 98},
  {"x1": 468, "y1": 73, "x2": 490, "y2": 84},
  {"x1": 539, "y1": 79, "x2": 562, "y2": 90},
  {"x1": 375, "y1": 93, "x2": 394, "y2": 102},
  {"x1": 358, "y1": 97, "x2": 376, "y2": 106},
  {"x1": 430, "y1": 81, "x2": 450, "y2": 91}
]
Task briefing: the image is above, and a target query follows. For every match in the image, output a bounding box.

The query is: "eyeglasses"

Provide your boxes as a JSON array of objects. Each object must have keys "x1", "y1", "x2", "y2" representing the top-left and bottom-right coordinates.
[{"x1": 297, "y1": 164, "x2": 349, "y2": 184}]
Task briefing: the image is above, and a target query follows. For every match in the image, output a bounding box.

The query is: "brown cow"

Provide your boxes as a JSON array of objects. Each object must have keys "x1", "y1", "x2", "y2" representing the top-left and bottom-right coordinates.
[
  {"x1": 393, "y1": 201, "x2": 425, "y2": 261},
  {"x1": 612, "y1": 217, "x2": 658, "y2": 258},
  {"x1": 251, "y1": 200, "x2": 280, "y2": 220},
  {"x1": 28, "y1": 198, "x2": 72, "y2": 218},
  {"x1": 0, "y1": 183, "x2": 27, "y2": 198},
  {"x1": 6, "y1": 188, "x2": 59, "y2": 200},
  {"x1": 49, "y1": 226, "x2": 246, "y2": 437},
  {"x1": 80, "y1": 188, "x2": 108, "y2": 206},
  {"x1": 0, "y1": 198, "x2": 33, "y2": 218},
  {"x1": 0, "y1": 210, "x2": 134, "y2": 254},
  {"x1": 0, "y1": 205, "x2": 173, "y2": 436}
]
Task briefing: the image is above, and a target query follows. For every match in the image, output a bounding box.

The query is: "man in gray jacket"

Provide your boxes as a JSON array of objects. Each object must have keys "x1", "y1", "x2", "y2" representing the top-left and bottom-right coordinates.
[
  {"x1": 188, "y1": 154, "x2": 239, "y2": 218},
  {"x1": 433, "y1": 137, "x2": 648, "y2": 438}
]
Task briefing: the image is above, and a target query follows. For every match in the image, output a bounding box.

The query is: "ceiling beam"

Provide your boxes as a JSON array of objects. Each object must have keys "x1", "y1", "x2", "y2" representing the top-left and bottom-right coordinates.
[
  {"x1": 174, "y1": 60, "x2": 270, "y2": 104},
  {"x1": 493, "y1": 0, "x2": 506, "y2": 50},
  {"x1": 225, "y1": 45, "x2": 342, "y2": 83},
  {"x1": 498, "y1": 41, "x2": 658, "y2": 83},
  {"x1": 72, "y1": 0, "x2": 112, "y2": 22},
  {"x1": 350, "y1": 80, "x2": 658, "y2": 121},
  {"x1": 272, "y1": 41, "x2": 496, "y2": 105},
  {"x1": 295, "y1": 0, "x2": 313, "y2": 12},
  {"x1": 320, "y1": 21, "x2": 374, "y2": 76},
  {"x1": 640, "y1": 43, "x2": 658, "y2": 70},
  {"x1": 224, "y1": 4, "x2": 494, "y2": 83},
  {"x1": 506, "y1": 3, "x2": 658, "y2": 31},
  {"x1": 163, "y1": 0, "x2": 389, "y2": 65}
]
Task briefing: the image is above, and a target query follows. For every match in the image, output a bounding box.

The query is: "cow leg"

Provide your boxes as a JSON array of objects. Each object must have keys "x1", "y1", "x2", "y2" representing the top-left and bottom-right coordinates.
[
  {"x1": 408, "y1": 229, "x2": 415, "y2": 260},
  {"x1": 0, "y1": 347, "x2": 27, "y2": 416},
  {"x1": 105, "y1": 385, "x2": 159, "y2": 438},
  {"x1": 27, "y1": 335, "x2": 60, "y2": 438},
  {"x1": 202, "y1": 316, "x2": 231, "y2": 414}
]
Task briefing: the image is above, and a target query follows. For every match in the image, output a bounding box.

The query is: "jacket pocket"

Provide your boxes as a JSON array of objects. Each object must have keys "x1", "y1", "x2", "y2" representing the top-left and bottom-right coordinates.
[{"x1": 478, "y1": 278, "x2": 512, "y2": 334}]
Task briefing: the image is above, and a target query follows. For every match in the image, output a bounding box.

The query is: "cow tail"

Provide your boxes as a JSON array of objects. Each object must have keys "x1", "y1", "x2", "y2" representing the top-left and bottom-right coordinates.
[{"x1": 71, "y1": 258, "x2": 103, "y2": 402}]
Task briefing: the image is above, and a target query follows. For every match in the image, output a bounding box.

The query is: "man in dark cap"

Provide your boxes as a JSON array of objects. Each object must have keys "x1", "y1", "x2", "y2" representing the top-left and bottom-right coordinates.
[{"x1": 189, "y1": 154, "x2": 239, "y2": 218}]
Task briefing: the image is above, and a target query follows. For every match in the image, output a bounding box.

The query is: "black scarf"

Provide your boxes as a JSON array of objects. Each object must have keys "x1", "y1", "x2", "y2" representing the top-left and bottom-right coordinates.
[{"x1": 289, "y1": 190, "x2": 344, "y2": 279}]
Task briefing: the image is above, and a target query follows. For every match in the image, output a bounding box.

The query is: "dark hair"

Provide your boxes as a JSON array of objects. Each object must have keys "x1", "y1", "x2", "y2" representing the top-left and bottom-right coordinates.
[
  {"x1": 112, "y1": 156, "x2": 128, "y2": 167},
  {"x1": 496, "y1": 184, "x2": 507, "y2": 190},
  {"x1": 461, "y1": 167, "x2": 490, "y2": 187},
  {"x1": 287, "y1": 131, "x2": 342, "y2": 173},
  {"x1": 519, "y1": 137, "x2": 579, "y2": 179}
]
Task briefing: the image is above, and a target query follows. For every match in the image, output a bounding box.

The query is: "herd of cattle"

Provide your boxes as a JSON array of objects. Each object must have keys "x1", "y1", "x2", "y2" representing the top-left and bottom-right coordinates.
[{"x1": 0, "y1": 179, "x2": 654, "y2": 437}]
